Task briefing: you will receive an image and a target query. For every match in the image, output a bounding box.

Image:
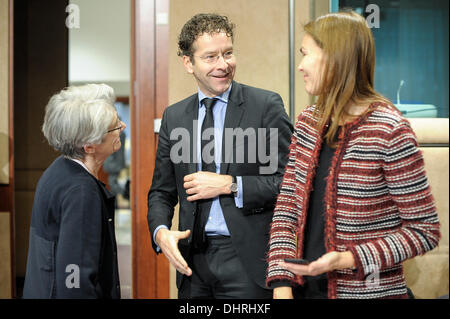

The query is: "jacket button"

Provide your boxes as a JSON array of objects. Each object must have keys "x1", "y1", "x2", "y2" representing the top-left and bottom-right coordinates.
[{"x1": 108, "y1": 218, "x2": 113, "y2": 222}]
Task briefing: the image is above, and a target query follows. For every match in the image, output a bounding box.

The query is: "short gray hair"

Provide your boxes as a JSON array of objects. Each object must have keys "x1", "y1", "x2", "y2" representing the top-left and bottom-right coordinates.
[{"x1": 42, "y1": 83, "x2": 117, "y2": 159}]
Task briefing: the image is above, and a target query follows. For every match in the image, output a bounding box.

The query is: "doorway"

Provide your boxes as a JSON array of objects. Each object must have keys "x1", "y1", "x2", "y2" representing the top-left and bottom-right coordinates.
[
  {"x1": 68, "y1": 0, "x2": 133, "y2": 298},
  {"x1": 10, "y1": 0, "x2": 168, "y2": 299}
]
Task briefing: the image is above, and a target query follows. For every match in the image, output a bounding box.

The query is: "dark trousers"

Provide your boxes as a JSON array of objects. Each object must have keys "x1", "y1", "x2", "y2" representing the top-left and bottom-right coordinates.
[{"x1": 178, "y1": 236, "x2": 271, "y2": 299}]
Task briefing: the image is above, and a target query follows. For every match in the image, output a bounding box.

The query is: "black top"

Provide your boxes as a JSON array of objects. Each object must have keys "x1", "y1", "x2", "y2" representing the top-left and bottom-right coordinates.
[
  {"x1": 294, "y1": 136, "x2": 336, "y2": 299},
  {"x1": 271, "y1": 130, "x2": 338, "y2": 298}
]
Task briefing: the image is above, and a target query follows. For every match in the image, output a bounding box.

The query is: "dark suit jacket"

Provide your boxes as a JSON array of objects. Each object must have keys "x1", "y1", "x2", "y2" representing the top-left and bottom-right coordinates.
[
  {"x1": 147, "y1": 81, "x2": 293, "y2": 289},
  {"x1": 23, "y1": 156, "x2": 120, "y2": 299}
]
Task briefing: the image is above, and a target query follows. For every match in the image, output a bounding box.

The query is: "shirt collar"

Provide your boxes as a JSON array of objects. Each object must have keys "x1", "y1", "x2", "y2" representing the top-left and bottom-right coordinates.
[
  {"x1": 198, "y1": 83, "x2": 232, "y2": 107},
  {"x1": 69, "y1": 158, "x2": 91, "y2": 173}
]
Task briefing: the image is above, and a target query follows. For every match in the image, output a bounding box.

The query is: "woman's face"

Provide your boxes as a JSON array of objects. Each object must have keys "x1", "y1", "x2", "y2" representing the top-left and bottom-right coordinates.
[
  {"x1": 95, "y1": 114, "x2": 125, "y2": 160},
  {"x1": 298, "y1": 34, "x2": 326, "y2": 96}
]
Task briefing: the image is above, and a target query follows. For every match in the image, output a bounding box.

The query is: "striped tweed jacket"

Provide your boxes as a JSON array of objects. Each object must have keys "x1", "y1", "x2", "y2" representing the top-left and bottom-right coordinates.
[{"x1": 266, "y1": 102, "x2": 441, "y2": 299}]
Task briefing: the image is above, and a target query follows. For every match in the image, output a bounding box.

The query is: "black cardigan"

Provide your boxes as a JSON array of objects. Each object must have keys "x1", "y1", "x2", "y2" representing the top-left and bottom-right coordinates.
[{"x1": 23, "y1": 156, "x2": 120, "y2": 299}]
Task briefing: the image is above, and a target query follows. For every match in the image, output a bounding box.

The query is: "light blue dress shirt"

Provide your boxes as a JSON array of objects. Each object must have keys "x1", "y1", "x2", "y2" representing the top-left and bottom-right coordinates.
[
  {"x1": 153, "y1": 85, "x2": 243, "y2": 248},
  {"x1": 197, "y1": 85, "x2": 243, "y2": 236}
]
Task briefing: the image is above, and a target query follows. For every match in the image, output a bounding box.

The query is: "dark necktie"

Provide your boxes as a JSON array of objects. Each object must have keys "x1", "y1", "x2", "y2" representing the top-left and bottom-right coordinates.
[
  {"x1": 193, "y1": 97, "x2": 218, "y2": 250},
  {"x1": 201, "y1": 98, "x2": 218, "y2": 172}
]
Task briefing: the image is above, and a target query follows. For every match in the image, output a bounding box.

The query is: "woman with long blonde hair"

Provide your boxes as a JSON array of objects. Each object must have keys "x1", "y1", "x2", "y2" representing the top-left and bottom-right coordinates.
[{"x1": 266, "y1": 11, "x2": 440, "y2": 299}]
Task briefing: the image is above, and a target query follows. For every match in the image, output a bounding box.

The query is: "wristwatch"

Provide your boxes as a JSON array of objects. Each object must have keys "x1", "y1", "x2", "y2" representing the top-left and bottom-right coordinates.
[{"x1": 230, "y1": 176, "x2": 238, "y2": 197}]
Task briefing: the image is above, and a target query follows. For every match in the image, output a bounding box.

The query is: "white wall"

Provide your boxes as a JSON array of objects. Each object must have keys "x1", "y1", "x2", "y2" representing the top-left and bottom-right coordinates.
[{"x1": 69, "y1": 0, "x2": 131, "y2": 96}]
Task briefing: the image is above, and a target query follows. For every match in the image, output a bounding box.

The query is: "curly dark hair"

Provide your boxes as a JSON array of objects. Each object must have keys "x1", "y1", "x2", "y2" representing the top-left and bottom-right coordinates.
[{"x1": 177, "y1": 13, "x2": 235, "y2": 60}]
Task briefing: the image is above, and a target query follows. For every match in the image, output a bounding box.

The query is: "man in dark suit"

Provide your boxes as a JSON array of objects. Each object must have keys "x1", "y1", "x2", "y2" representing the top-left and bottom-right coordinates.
[{"x1": 147, "y1": 13, "x2": 293, "y2": 299}]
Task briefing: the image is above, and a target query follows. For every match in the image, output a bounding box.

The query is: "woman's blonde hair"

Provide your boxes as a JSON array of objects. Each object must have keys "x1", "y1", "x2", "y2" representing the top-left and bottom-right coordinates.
[{"x1": 304, "y1": 11, "x2": 391, "y2": 145}]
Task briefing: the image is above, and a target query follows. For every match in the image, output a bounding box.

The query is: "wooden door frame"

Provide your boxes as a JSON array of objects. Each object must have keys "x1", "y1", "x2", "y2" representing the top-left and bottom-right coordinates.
[
  {"x1": 0, "y1": 0, "x2": 15, "y2": 298},
  {"x1": 8, "y1": 0, "x2": 14, "y2": 299},
  {"x1": 131, "y1": 0, "x2": 170, "y2": 299}
]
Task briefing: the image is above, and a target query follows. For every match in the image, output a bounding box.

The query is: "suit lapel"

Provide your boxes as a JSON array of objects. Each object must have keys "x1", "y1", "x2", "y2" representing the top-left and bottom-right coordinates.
[
  {"x1": 183, "y1": 94, "x2": 199, "y2": 175},
  {"x1": 180, "y1": 95, "x2": 199, "y2": 216},
  {"x1": 221, "y1": 82, "x2": 245, "y2": 175}
]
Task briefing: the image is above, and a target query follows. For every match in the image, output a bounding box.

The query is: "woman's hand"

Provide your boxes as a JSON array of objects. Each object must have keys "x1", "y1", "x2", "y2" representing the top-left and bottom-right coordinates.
[{"x1": 278, "y1": 251, "x2": 355, "y2": 277}]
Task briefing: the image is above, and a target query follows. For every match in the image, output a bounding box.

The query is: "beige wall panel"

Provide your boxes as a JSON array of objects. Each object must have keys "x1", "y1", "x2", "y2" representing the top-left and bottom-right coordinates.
[
  {"x1": 293, "y1": 0, "x2": 331, "y2": 119},
  {"x1": 421, "y1": 147, "x2": 449, "y2": 248},
  {"x1": 168, "y1": 0, "x2": 329, "y2": 120},
  {"x1": 0, "y1": 0, "x2": 9, "y2": 184},
  {"x1": 426, "y1": 147, "x2": 449, "y2": 253},
  {"x1": 404, "y1": 246, "x2": 448, "y2": 299},
  {"x1": 0, "y1": 212, "x2": 12, "y2": 299},
  {"x1": 410, "y1": 118, "x2": 449, "y2": 145},
  {"x1": 294, "y1": 0, "x2": 314, "y2": 119},
  {"x1": 169, "y1": 0, "x2": 290, "y2": 111},
  {"x1": 404, "y1": 147, "x2": 449, "y2": 298},
  {"x1": 314, "y1": 0, "x2": 330, "y2": 17}
]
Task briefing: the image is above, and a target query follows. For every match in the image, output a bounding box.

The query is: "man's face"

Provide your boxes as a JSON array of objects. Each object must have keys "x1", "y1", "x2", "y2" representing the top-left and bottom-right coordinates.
[{"x1": 183, "y1": 32, "x2": 236, "y2": 97}]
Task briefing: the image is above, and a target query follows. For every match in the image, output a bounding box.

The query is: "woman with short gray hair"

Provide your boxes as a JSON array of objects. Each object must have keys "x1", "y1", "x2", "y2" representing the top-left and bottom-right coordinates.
[{"x1": 23, "y1": 84, "x2": 125, "y2": 299}]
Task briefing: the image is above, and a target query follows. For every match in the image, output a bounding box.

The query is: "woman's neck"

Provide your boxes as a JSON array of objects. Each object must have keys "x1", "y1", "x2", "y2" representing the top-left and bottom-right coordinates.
[
  {"x1": 335, "y1": 101, "x2": 370, "y2": 125},
  {"x1": 79, "y1": 155, "x2": 102, "y2": 179}
]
